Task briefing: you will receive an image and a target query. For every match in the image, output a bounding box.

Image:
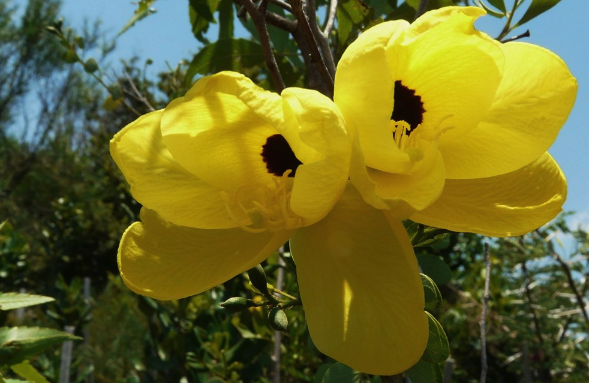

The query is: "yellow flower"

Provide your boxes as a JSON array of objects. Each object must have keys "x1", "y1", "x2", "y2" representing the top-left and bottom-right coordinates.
[
  {"x1": 335, "y1": 7, "x2": 577, "y2": 236},
  {"x1": 111, "y1": 71, "x2": 428, "y2": 375}
]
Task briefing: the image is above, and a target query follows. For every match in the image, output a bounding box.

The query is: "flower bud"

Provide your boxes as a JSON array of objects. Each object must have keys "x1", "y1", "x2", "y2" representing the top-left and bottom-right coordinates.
[
  {"x1": 268, "y1": 307, "x2": 288, "y2": 333},
  {"x1": 247, "y1": 264, "x2": 270, "y2": 296},
  {"x1": 219, "y1": 297, "x2": 256, "y2": 312}
]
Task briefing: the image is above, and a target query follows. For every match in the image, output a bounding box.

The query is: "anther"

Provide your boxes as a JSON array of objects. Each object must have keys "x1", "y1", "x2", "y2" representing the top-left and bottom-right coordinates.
[{"x1": 221, "y1": 170, "x2": 301, "y2": 233}]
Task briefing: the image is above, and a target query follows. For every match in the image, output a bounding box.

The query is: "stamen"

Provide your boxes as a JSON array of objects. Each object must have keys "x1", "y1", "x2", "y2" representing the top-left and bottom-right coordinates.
[
  {"x1": 392, "y1": 120, "x2": 412, "y2": 151},
  {"x1": 430, "y1": 114, "x2": 456, "y2": 141},
  {"x1": 221, "y1": 170, "x2": 302, "y2": 233}
]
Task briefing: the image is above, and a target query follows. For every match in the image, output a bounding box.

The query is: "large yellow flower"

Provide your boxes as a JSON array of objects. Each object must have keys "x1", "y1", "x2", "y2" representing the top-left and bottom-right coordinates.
[
  {"x1": 335, "y1": 6, "x2": 576, "y2": 235},
  {"x1": 111, "y1": 72, "x2": 428, "y2": 375}
]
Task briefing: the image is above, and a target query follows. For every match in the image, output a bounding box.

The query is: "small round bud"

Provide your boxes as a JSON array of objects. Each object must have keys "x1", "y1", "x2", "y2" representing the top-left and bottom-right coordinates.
[
  {"x1": 268, "y1": 307, "x2": 288, "y2": 333},
  {"x1": 83, "y1": 58, "x2": 99, "y2": 73}
]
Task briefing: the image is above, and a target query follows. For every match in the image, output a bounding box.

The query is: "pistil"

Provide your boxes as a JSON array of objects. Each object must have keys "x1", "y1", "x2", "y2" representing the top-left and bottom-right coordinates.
[{"x1": 222, "y1": 170, "x2": 302, "y2": 233}]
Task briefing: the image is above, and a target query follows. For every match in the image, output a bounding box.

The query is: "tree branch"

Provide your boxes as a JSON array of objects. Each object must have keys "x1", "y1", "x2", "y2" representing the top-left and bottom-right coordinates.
[
  {"x1": 267, "y1": 0, "x2": 293, "y2": 13},
  {"x1": 265, "y1": 11, "x2": 298, "y2": 33},
  {"x1": 501, "y1": 29, "x2": 530, "y2": 43},
  {"x1": 123, "y1": 69, "x2": 155, "y2": 112},
  {"x1": 289, "y1": 0, "x2": 334, "y2": 97},
  {"x1": 235, "y1": 0, "x2": 286, "y2": 92},
  {"x1": 551, "y1": 250, "x2": 589, "y2": 325},
  {"x1": 480, "y1": 242, "x2": 491, "y2": 383},
  {"x1": 415, "y1": 0, "x2": 429, "y2": 20},
  {"x1": 306, "y1": 0, "x2": 336, "y2": 77}
]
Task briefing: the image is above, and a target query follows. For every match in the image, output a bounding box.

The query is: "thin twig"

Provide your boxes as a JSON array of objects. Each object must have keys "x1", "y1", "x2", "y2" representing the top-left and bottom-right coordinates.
[
  {"x1": 555, "y1": 316, "x2": 573, "y2": 346},
  {"x1": 123, "y1": 69, "x2": 155, "y2": 112},
  {"x1": 236, "y1": 0, "x2": 286, "y2": 92},
  {"x1": 290, "y1": 28, "x2": 330, "y2": 96},
  {"x1": 323, "y1": 0, "x2": 337, "y2": 37},
  {"x1": 538, "y1": 230, "x2": 589, "y2": 327},
  {"x1": 480, "y1": 242, "x2": 491, "y2": 383},
  {"x1": 501, "y1": 29, "x2": 530, "y2": 43},
  {"x1": 271, "y1": 248, "x2": 286, "y2": 383},
  {"x1": 267, "y1": 0, "x2": 293, "y2": 13},
  {"x1": 265, "y1": 11, "x2": 298, "y2": 33},
  {"x1": 496, "y1": 0, "x2": 519, "y2": 41},
  {"x1": 521, "y1": 260, "x2": 545, "y2": 345},
  {"x1": 551, "y1": 250, "x2": 589, "y2": 325},
  {"x1": 415, "y1": 0, "x2": 429, "y2": 20},
  {"x1": 289, "y1": 0, "x2": 334, "y2": 97}
]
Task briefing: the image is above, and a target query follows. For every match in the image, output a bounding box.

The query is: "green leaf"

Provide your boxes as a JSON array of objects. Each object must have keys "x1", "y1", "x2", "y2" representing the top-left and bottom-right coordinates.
[
  {"x1": 0, "y1": 293, "x2": 54, "y2": 311},
  {"x1": 10, "y1": 361, "x2": 49, "y2": 383},
  {"x1": 514, "y1": 0, "x2": 562, "y2": 27},
  {"x1": 417, "y1": 253, "x2": 452, "y2": 285},
  {"x1": 217, "y1": 0, "x2": 234, "y2": 40},
  {"x1": 189, "y1": 0, "x2": 221, "y2": 43},
  {"x1": 405, "y1": 222, "x2": 448, "y2": 249},
  {"x1": 185, "y1": 38, "x2": 266, "y2": 85},
  {"x1": 478, "y1": 1, "x2": 506, "y2": 18},
  {"x1": 485, "y1": 0, "x2": 507, "y2": 13},
  {"x1": 421, "y1": 274, "x2": 442, "y2": 312},
  {"x1": 337, "y1": 0, "x2": 372, "y2": 48},
  {"x1": 321, "y1": 362, "x2": 360, "y2": 383},
  {"x1": 386, "y1": 2, "x2": 415, "y2": 22},
  {"x1": 421, "y1": 312, "x2": 450, "y2": 364},
  {"x1": 406, "y1": 360, "x2": 443, "y2": 383},
  {"x1": 314, "y1": 362, "x2": 335, "y2": 383},
  {"x1": 415, "y1": 232, "x2": 448, "y2": 248},
  {"x1": 405, "y1": 0, "x2": 419, "y2": 9},
  {"x1": 0, "y1": 327, "x2": 82, "y2": 366},
  {"x1": 118, "y1": 0, "x2": 158, "y2": 37},
  {"x1": 405, "y1": 0, "x2": 455, "y2": 12}
]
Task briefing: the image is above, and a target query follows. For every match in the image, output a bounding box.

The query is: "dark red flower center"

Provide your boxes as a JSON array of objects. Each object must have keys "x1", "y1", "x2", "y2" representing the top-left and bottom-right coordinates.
[
  {"x1": 261, "y1": 134, "x2": 302, "y2": 177},
  {"x1": 391, "y1": 81, "x2": 425, "y2": 136}
]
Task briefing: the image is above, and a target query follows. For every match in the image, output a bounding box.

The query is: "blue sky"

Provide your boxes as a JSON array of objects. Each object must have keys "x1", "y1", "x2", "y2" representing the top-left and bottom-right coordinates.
[{"x1": 60, "y1": 0, "x2": 589, "y2": 219}]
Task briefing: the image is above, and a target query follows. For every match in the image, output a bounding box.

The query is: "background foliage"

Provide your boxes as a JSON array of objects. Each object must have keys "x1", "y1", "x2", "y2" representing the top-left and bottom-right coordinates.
[{"x1": 1, "y1": 0, "x2": 587, "y2": 382}]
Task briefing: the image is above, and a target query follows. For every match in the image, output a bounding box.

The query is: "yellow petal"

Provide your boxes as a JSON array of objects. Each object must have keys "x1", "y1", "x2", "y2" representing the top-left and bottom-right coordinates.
[
  {"x1": 440, "y1": 43, "x2": 578, "y2": 179},
  {"x1": 110, "y1": 110, "x2": 233, "y2": 229},
  {"x1": 161, "y1": 72, "x2": 283, "y2": 191},
  {"x1": 411, "y1": 153, "x2": 566, "y2": 237},
  {"x1": 280, "y1": 88, "x2": 350, "y2": 224},
  {"x1": 406, "y1": 6, "x2": 487, "y2": 40},
  {"x1": 334, "y1": 20, "x2": 411, "y2": 172},
  {"x1": 118, "y1": 209, "x2": 292, "y2": 300},
  {"x1": 290, "y1": 185, "x2": 427, "y2": 375},
  {"x1": 350, "y1": 134, "x2": 446, "y2": 219},
  {"x1": 386, "y1": 9, "x2": 504, "y2": 144}
]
